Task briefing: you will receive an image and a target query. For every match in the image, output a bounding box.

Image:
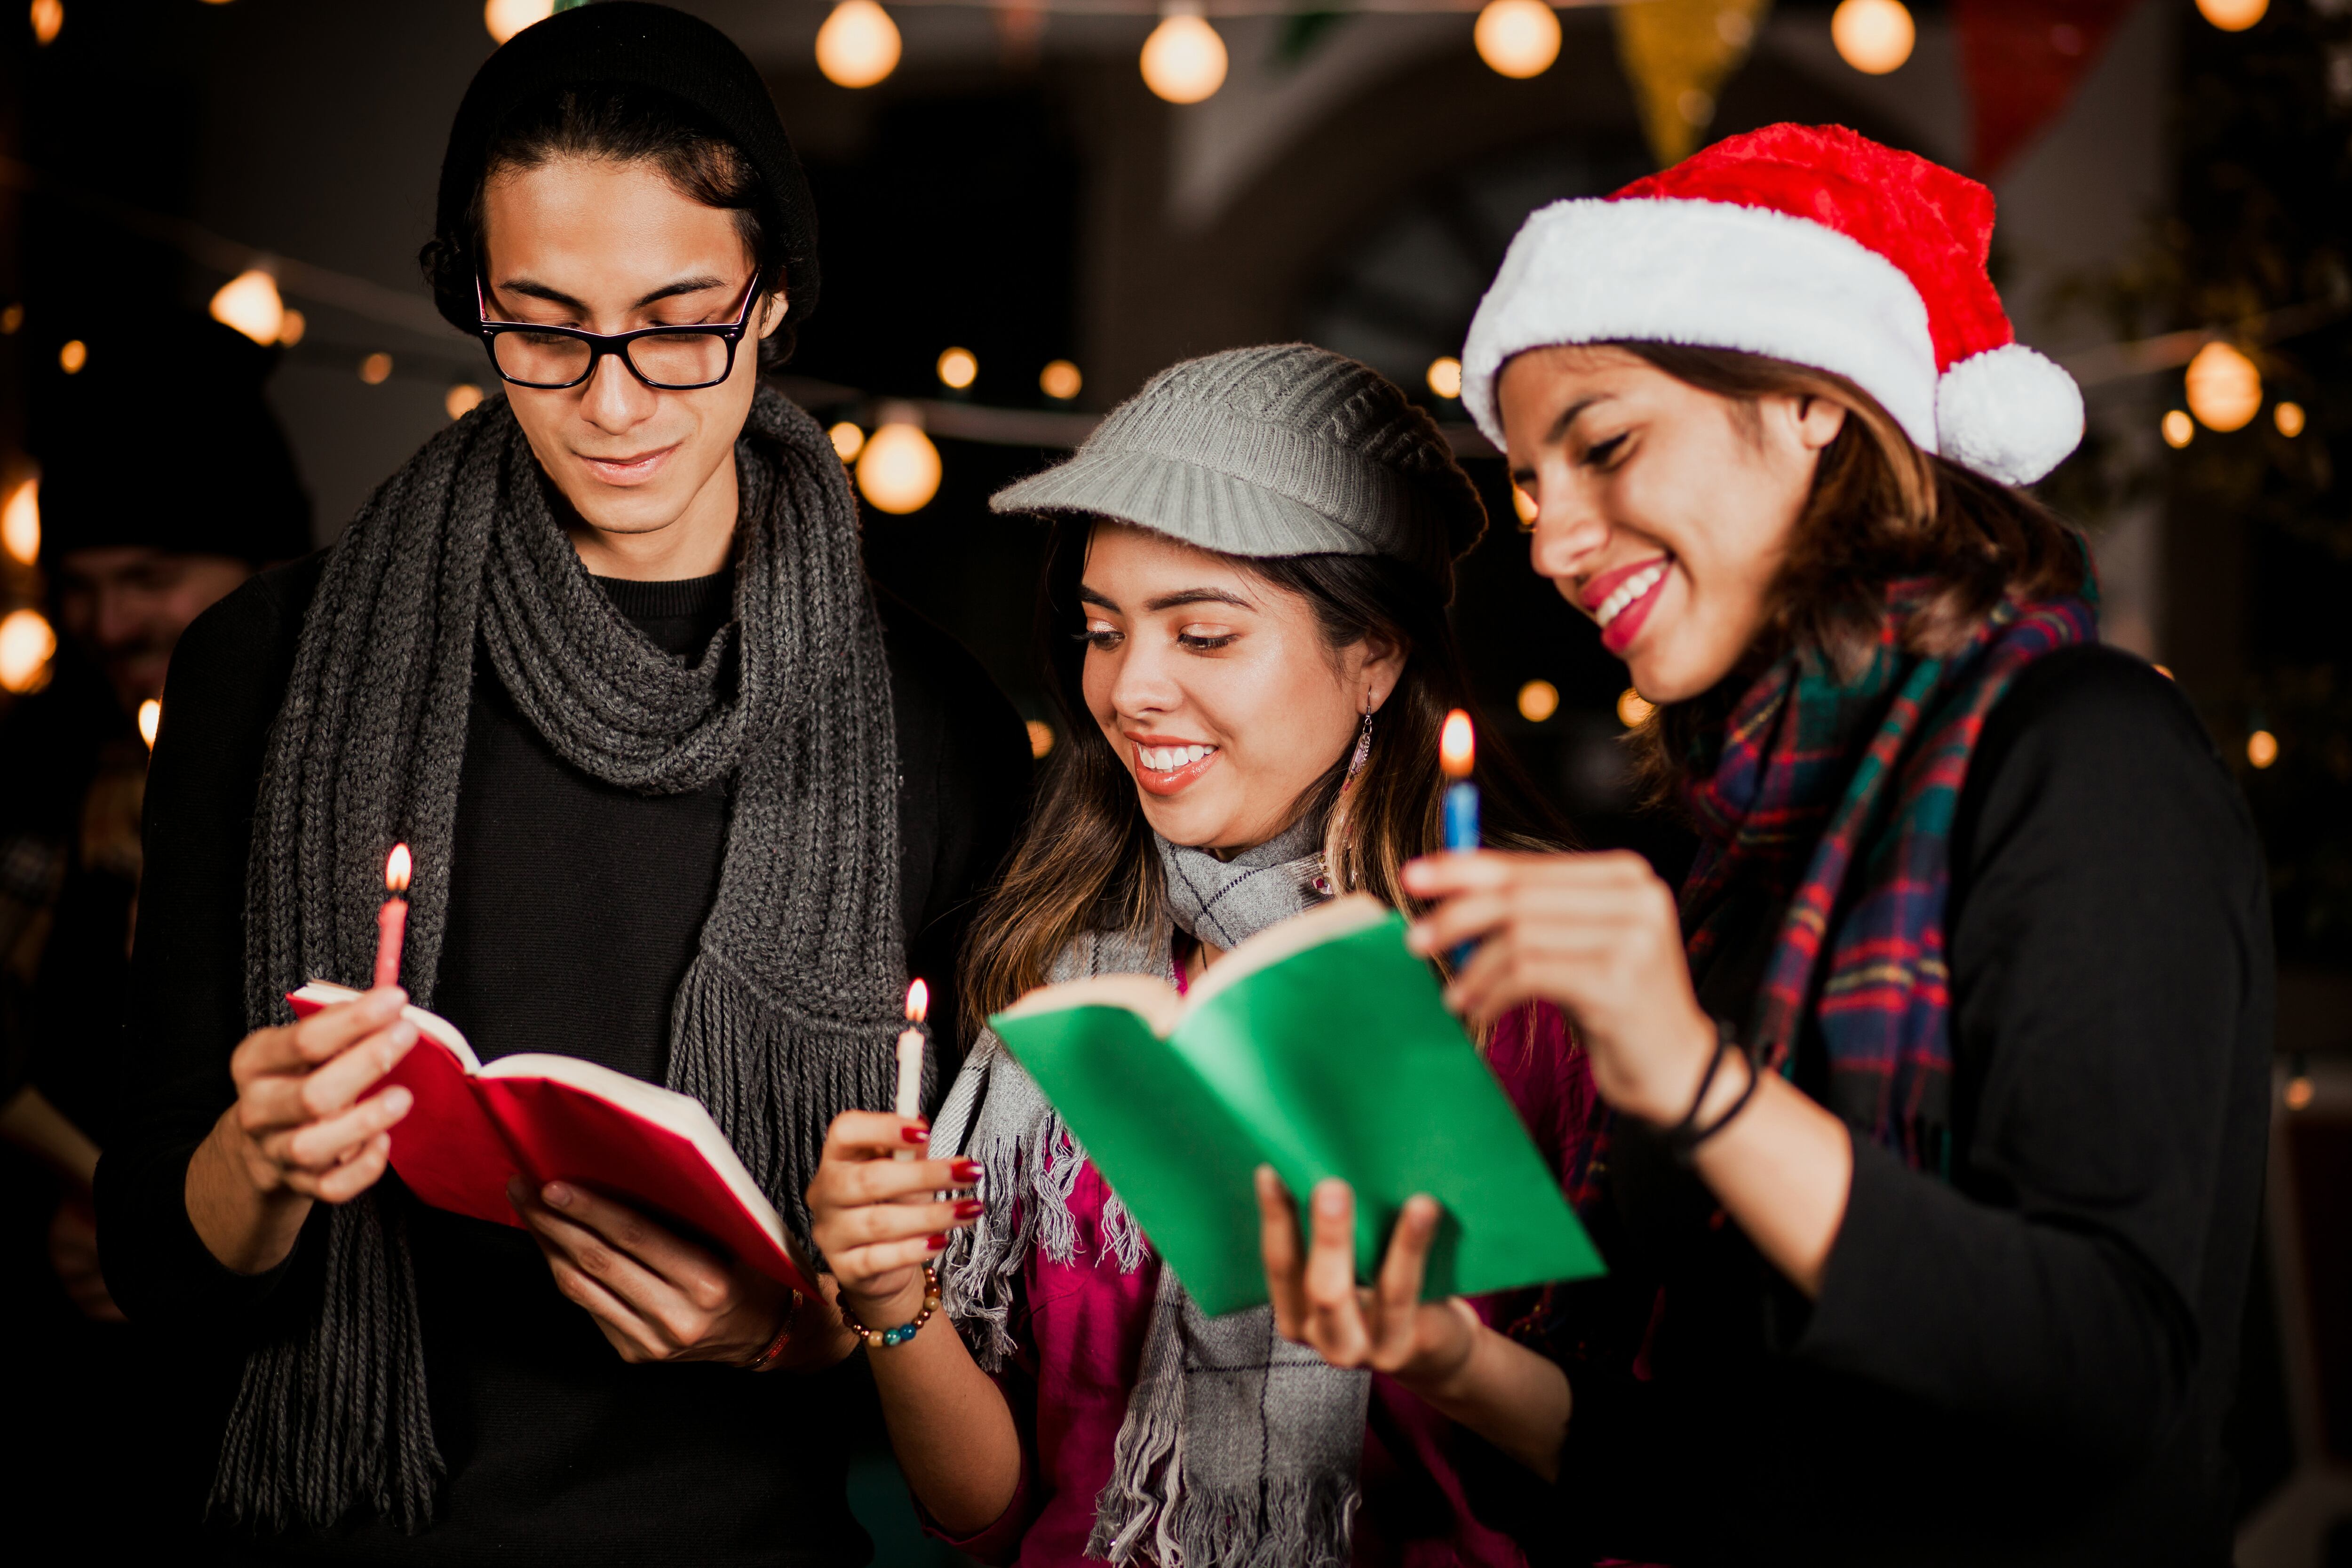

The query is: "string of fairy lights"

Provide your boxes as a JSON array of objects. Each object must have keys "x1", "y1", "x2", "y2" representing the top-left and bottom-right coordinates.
[{"x1": 0, "y1": 0, "x2": 2310, "y2": 717}]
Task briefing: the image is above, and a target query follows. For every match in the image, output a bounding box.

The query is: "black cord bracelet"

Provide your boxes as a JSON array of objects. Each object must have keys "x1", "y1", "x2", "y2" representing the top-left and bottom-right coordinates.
[{"x1": 1663, "y1": 1018, "x2": 1762, "y2": 1164}]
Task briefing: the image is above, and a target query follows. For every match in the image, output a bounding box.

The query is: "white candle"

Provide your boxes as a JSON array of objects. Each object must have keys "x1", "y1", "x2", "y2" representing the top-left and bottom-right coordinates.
[{"x1": 894, "y1": 978, "x2": 928, "y2": 1160}]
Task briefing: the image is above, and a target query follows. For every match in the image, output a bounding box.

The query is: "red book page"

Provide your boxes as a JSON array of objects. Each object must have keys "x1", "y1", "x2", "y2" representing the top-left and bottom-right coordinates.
[
  {"x1": 384, "y1": 1038, "x2": 529, "y2": 1228},
  {"x1": 474, "y1": 1076, "x2": 809, "y2": 1291},
  {"x1": 286, "y1": 984, "x2": 813, "y2": 1295}
]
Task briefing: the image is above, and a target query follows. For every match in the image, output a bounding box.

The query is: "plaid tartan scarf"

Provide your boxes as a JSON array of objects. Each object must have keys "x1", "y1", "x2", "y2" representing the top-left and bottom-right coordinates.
[{"x1": 1679, "y1": 585, "x2": 2099, "y2": 1171}]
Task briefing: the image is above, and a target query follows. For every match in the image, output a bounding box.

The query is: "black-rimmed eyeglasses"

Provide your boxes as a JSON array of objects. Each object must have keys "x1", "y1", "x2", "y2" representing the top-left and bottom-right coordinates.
[{"x1": 474, "y1": 276, "x2": 759, "y2": 391}]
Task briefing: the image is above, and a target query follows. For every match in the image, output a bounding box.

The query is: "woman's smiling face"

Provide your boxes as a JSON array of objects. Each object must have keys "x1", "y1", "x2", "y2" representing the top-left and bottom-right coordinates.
[
  {"x1": 1496, "y1": 344, "x2": 1845, "y2": 703},
  {"x1": 1078, "y1": 523, "x2": 1400, "y2": 853}
]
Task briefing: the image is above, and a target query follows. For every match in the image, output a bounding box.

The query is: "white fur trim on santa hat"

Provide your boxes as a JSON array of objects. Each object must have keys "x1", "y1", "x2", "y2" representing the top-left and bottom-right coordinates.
[
  {"x1": 1934, "y1": 343, "x2": 2084, "y2": 486},
  {"x1": 1462, "y1": 196, "x2": 1941, "y2": 456}
]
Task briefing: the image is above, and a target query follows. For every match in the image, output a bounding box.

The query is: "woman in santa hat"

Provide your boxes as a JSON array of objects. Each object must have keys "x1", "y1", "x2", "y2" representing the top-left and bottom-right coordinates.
[{"x1": 1255, "y1": 124, "x2": 2272, "y2": 1567}]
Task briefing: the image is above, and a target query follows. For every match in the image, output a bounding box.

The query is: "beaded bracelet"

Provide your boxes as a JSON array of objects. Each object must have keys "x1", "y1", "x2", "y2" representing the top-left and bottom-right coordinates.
[{"x1": 838, "y1": 1264, "x2": 942, "y2": 1351}]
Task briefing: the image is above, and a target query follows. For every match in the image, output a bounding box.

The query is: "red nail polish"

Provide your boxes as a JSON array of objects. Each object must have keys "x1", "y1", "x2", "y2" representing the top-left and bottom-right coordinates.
[
  {"x1": 902, "y1": 1125, "x2": 930, "y2": 1145},
  {"x1": 927, "y1": 1234, "x2": 948, "y2": 1251},
  {"x1": 951, "y1": 1159, "x2": 982, "y2": 1182},
  {"x1": 954, "y1": 1199, "x2": 984, "y2": 1219}
]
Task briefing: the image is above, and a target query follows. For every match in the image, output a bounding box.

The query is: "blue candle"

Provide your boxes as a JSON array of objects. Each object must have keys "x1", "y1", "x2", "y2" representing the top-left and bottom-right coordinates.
[
  {"x1": 1439, "y1": 711, "x2": 1479, "y2": 967},
  {"x1": 1443, "y1": 780, "x2": 1480, "y2": 854}
]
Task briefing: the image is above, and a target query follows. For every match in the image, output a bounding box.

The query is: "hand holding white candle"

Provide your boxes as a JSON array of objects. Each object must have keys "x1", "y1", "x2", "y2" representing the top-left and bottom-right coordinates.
[{"x1": 894, "y1": 978, "x2": 928, "y2": 1159}]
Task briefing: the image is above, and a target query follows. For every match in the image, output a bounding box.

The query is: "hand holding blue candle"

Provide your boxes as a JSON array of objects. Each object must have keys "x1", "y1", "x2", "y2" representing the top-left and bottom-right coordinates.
[{"x1": 1439, "y1": 709, "x2": 1479, "y2": 968}]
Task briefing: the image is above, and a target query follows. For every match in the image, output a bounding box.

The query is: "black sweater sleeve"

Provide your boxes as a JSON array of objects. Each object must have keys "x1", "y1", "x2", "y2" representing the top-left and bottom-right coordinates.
[
  {"x1": 1791, "y1": 646, "x2": 2274, "y2": 1471},
  {"x1": 96, "y1": 560, "x2": 324, "y2": 1334}
]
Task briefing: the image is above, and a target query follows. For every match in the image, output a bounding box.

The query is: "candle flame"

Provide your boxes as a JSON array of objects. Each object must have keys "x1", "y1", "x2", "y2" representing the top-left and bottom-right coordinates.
[
  {"x1": 385, "y1": 843, "x2": 412, "y2": 895},
  {"x1": 906, "y1": 977, "x2": 929, "y2": 1024},
  {"x1": 1439, "y1": 709, "x2": 1475, "y2": 779}
]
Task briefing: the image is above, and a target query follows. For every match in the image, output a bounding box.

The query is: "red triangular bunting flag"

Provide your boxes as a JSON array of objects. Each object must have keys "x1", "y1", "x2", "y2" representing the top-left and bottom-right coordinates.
[{"x1": 1954, "y1": 0, "x2": 2142, "y2": 176}]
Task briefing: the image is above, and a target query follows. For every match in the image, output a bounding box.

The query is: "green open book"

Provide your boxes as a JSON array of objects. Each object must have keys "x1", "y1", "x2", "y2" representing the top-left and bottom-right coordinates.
[{"x1": 988, "y1": 894, "x2": 1604, "y2": 1316}]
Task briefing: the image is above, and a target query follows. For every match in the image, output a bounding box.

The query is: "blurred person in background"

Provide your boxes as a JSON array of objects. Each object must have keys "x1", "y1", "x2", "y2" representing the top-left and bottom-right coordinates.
[
  {"x1": 96, "y1": 6, "x2": 1029, "y2": 1562},
  {"x1": 0, "y1": 308, "x2": 311, "y2": 1550}
]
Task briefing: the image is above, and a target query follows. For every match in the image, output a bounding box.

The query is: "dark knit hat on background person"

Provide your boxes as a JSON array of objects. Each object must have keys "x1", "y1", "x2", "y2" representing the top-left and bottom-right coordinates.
[
  {"x1": 424, "y1": 1, "x2": 818, "y2": 338},
  {"x1": 33, "y1": 310, "x2": 311, "y2": 568},
  {"x1": 991, "y1": 343, "x2": 1488, "y2": 600}
]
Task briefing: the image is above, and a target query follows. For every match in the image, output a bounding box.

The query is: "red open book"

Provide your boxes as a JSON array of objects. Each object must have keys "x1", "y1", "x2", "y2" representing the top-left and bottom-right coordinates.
[{"x1": 289, "y1": 981, "x2": 816, "y2": 1297}]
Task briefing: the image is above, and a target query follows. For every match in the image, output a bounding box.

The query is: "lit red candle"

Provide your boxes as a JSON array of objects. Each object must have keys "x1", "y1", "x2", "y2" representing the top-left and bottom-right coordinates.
[
  {"x1": 375, "y1": 843, "x2": 411, "y2": 990},
  {"x1": 894, "y1": 979, "x2": 929, "y2": 1160}
]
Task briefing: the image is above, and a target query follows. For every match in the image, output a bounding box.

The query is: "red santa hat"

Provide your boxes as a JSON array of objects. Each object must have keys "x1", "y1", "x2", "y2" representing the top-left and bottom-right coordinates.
[{"x1": 1460, "y1": 123, "x2": 2083, "y2": 486}]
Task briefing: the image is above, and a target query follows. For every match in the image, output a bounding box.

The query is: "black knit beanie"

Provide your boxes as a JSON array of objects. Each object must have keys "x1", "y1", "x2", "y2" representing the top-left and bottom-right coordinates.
[
  {"x1": 34, "y1": 311, "x2": 312, "y2": 568},
  {"x1": 426, "y1": 1, "x2": 818, "y2": 337}
]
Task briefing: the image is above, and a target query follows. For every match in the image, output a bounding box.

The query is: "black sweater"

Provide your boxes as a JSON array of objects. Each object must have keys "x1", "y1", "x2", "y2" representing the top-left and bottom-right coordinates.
[
  {"x1": 1526, "y1": 646, "x2": 2274, "y2": 1568},
  {"x1": 96, "y1": 555, "x2": 1033, "y2": 1565}
]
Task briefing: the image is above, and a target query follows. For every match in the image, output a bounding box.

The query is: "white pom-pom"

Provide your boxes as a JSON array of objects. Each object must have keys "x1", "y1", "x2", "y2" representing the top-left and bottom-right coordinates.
[{"x1": 1935, "y1": 343, "x2": 2084, "y2": 486}]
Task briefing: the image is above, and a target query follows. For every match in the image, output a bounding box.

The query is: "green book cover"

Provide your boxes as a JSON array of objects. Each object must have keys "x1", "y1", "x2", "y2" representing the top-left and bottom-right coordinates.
[{"x1": 988, "y1": 895, "x2": 1605, "y2": 1316}]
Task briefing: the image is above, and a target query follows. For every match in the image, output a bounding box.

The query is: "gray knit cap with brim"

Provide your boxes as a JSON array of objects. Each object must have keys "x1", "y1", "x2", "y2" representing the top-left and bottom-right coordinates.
[{"x1": 990, "y1": 343, "x2": 1487, "y2": 599}]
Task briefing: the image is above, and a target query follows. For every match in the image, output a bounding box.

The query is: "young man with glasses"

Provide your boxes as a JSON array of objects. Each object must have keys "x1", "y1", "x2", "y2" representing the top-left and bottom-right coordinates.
[{"x1": 96, "y1": 7, "x2": 1030, "y2": 1561}]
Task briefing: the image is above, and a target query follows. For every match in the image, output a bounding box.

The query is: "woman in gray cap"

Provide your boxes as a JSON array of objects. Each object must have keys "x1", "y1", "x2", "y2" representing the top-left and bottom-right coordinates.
[{"x1": 803, "y1": 343, "x2": 1595, "y2": 1568}]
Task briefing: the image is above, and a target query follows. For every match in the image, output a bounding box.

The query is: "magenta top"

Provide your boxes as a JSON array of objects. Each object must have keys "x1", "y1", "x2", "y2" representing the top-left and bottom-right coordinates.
[{"x1": 930, "y1": 1001, "x2": 1603, "y2": 1568}]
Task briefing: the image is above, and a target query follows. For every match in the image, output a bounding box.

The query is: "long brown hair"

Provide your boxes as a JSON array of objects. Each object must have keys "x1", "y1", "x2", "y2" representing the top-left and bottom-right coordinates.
[
  {"x1": 1613, "y1": 343, "x2": 2089, "y2": 792},
  {"x1": 961, "y1": 518, "x2": 1566, "y2": 1036}
]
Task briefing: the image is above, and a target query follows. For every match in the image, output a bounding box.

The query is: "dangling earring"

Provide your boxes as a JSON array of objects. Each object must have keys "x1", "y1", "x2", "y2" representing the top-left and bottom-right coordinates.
[{"x1": 1344, "y1": 698, "x2": 1375, "y2": 781}]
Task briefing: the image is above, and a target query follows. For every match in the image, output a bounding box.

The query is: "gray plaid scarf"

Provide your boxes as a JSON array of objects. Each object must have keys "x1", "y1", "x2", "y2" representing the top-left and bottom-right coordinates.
[
  {"x1": 933, "y1": 817, "x2": 1367, "y2": 1567},
  {"x1": 214, "y1": 387, "x2": 905, "y2": 1532}
]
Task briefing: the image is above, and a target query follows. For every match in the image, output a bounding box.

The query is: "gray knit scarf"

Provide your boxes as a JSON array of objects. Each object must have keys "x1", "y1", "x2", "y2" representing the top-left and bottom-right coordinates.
[
  {"x1": 212, "y1": 387, "x2": 905, "y2": 1532},
  {"x1": 932, "y1": 817, "x2": 1368, "y2": 1568}
]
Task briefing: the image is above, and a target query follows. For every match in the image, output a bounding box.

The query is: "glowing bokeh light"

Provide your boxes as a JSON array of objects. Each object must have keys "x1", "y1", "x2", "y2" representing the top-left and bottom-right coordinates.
[
  {"x1": 936, "y1": 347, "x2": 978, "y2": 390},
  {"x1": 1427, "y1": 356, "x2": 1464, "y2": 400},
  {"x1": 829, "y1": 422, "x2": 866, "y2": 462},
  {"x1": 2195, "y1": 0, "x2": 2265, "y2": 30},
  {"x1": 2285, "y1": 1074, "x2": 2315, "y2": 1111},
  {"x1": 816, "y1": 0, "x2": 902, "y2": 88},
  {"x1": 30, "y1": 0, "x2": 62, "y2": 47},
  {"x1": 210, "y1": 269, "x2": 286, "y2": 345},
  {"x1": 359, "y1": 352, "x2": 394, "y2": 385},
  {"x1": 1, "y1": 477, "x2": 37, "y2": 566},
  {"x1": 1831, "y1": 0, "x2": 1915, "y2": 73},
  {"x1": 2161, "y1": 409, "x2": 2194, "y2": 448},
  {"x1": 0, "y1": 303, "x2": 21, "y2": 334},
  {"x1": 485, "y1": 0, "x2": 553, "y2": 46},
  {"x1": 1517, "y1": 679, "x2": 1559, "y2": 723},
  {"x1": 445, "y1": 383, "x2": 485, "y2": 420},
  {"x1": 1511, "y1": 486, "x2": 1538, "y2": 525},
  {"x1": 2274, "y1": 401, "x2": 2306, "y2": 438},
  {"x1": 857, "y1": 422, "x2": 943, "y2": 515},
  {"x1": 1026, "y1": 720, "x2": 1055, "y2": 759},
  {"x1": 2247, "y1": 729, "x2": 2278, "y2": 769},
  {"x1": 2185, "y1": 341, "x2": 2261, "y2": 432},
  {"x1": 0, "y1": 608, "x2": 57, "y2": 694},
  {"x1": 58, "y1": 339, "x2": 86, "y2": 374},
  {"x1": 1617, "y1": 687, "x2": 1656, "y2": 728},
  {"x1": 1141, "y1": 7, "x2": 1227, "y2": 104},
  {"x1": 1474, "y1": 0, "x2": 1560, "y2": 78},
  {"x1": 1040, "y1": 359, "x2": 1083, "y2": 401},
  {"x1": 278, "y1": 309, "x2": 306, "y2": 347}
]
